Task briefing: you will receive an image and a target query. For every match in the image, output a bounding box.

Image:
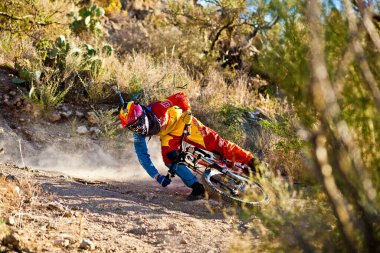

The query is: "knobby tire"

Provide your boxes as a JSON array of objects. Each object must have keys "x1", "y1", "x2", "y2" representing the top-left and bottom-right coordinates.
[{"x1": 201, "y1": 169, "x2": 269, "y2": 208}]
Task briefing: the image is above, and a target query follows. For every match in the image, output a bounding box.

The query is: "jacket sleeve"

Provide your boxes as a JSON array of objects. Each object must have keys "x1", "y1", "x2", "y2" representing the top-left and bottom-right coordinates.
[
  {"x1": 133, "y1": 132, "x2": 160, "y2": 179},
  {"x1": 165, "y1": 92, "x2": 191, "y2": 111}
]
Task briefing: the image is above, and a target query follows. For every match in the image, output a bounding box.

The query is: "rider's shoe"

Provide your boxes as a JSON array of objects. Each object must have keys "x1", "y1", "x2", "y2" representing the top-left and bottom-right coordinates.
[
  {"x1": 246, "y1": 158, "x2": 260, "y2": 176},
  {"x1": 187, "y1": 182, "x2": 205, "y2": 201}
]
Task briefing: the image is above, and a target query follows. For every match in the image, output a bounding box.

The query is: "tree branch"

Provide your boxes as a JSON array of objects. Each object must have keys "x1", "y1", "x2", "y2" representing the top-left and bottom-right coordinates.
[
  {"x1": 356, "y1": 0, "x2": 380, "y2": 52},
  {"x1": 208, "y1": 20, "x2": 234, "y2": 53},
  {"x1": 344, "y1": 0, "x2": 380, "y2": 112}
]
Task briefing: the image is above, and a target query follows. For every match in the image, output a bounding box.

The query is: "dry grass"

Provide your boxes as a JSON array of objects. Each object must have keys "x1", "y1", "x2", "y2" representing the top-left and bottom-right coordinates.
[
  {"x1": 0, "y1": 178, "x2": 20, "y2": 220},
  {"x1": 228, "y1": 176, "x2": 337, "y2": 253},
  {"x1": 0, "y1": 170, "x2": 87, "y2": 252},
  {"x1": 114, "y1": 53, "x2": 193, "y2": 101}
]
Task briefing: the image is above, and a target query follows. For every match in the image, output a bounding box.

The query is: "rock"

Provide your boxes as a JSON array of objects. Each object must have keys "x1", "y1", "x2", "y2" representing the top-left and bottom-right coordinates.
[
  {"x1": 60, "y1": 234, "x2": 77, "y2": 244},
  {"x1": 168, "y1": 223, "x2": 178, "y2": 231},
  {"x1": 2, "y1": 233, "x2": 24, "y2": 251},
  {"x1": 89, "y1": 127, "x2": 102, "y2": 135},
  {"x1": 144, "y1": 193, "x2": 157, "y2": 201},
  {"x1": 63, "y1": 210, "x2": 73, "y2": 218},
  {"x1": 46, "y1": 202, "x2": 65, "y2": 212},
  {"x1": 127, "y1": 226, "x2": 147, "y2": 235},
  {"x1": 6, "y1": 216, "x2": 15, "y2": 226},
  {"x1": 0, "y1": 147, "x2": 4, "y2": 155},
  {"x1": 42, "y1": 242, "x2": 53, "y2": 251},
  {"x1": 75, "y1": 111, "x2": 84, "y2": 118},
  {"x1": 4, "y1": 99, "x2": 12, "y2": 106},
  {"x1": 53, "y1": 239, "x2": 70, "y2": 247},
  {"x1": 79, "y1": 239, "x2": 96, "y2": 250},
  {"x1": 48, "y1": 113, "x2": 61, "y2": 122},
  {"x1": 13, "y1": 186, "x2": 21, "y2": 196},
  {"x1": 24, "y1": 103, "x2": 33, "y2": 113},
  {"x1": 58, "y1": 105, "x2": 69, "y2": 111},
  {"x1": 5, "y1": 174, "x2": 19, "y2": 183},
  {"x1": 86, "y1": 111, "x2": 99, "y2": 125},
  {"x1": 76, "y1": 126, "x2": 88, "y2": 135},
  {"x1": 60, "y1": 111, "x2": 73, "y2": 119},
  {"x1": 180, "y1": 238, "x2": 188, "y2": 245},
  {"x1": 9, "y1": 90, "x2": 16, "y2": 96}
]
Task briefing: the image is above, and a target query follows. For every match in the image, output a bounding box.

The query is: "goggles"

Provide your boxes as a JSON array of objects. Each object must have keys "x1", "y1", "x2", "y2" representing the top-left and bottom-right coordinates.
[{"x1": 126, "y1": 113, "x2": 148, "y2": 135}]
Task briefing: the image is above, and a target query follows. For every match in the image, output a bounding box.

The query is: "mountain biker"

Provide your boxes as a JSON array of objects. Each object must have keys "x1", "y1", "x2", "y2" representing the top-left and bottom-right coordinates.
[{"x1": 120, "y1": 92, "x2": 260, "y2": 201}]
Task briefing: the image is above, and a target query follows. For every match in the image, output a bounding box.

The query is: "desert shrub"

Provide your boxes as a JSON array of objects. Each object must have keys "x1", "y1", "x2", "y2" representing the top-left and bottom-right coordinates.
[
  {"x1": 69, "y1": 4, "x2": 105, "y2": 36},
  {"x1": 243, "y1": 178, "x2": 341, "y2": 252},
  {"x1": 91, "y1": 108, "x2": 121, "y2": 138},
  {"x1": 18, "y1": 35, "x2": 115, "y2": 106},
  {"x1": 217, "y1": 104, "x2": 246, "y2": 144},
  {"x1": 28, "y1": 76, "x2": 72, "y2": 112},
  {"x1": 0, "y1": 0, "x2": 71, "y2": 68}
]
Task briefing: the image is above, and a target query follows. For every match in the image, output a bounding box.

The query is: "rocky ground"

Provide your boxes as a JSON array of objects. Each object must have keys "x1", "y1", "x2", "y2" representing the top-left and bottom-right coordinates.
[{"x1": 0, "y1": 68, "x2": 260, "y2": 252}]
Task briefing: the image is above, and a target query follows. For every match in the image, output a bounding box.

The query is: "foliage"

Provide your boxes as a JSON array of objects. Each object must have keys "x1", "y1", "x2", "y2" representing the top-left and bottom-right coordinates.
[
  {"x1": 69, "y1": 4, "x2": 105, "y2": 35},
  {"x1": 260, "y1": 117, "x2": 302, "y2": 155},
  {"x1": 91, "y1": 108, "x2": 121, "y2": 138},
  {"x1": 218, "y1": 104, "x2": 246, "y2": 143},
  {"x1": 245, "y1": 1, "x2": 380, "y2": 252},
  {"x1": 0, "y1": 0, "x2": 70, "y2": 66},
  {"x1": 146, "y1": 0, "x2": 277, "y2": 72},
  {"x1": 28, "y1": 77, "x2": 72, "y2": 112},
  {"x1": 96, "y1": 0, "x2": 123, "y2": 15},
  {"x1": 46, "y1": 35, "x2": 113, "y2": 71},
  {"x1": 1, "y1": 0, "x2": 379, "y2": 251}
]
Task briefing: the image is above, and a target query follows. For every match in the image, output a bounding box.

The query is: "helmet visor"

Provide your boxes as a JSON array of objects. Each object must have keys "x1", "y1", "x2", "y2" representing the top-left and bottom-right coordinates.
[{"x1": 127, "y1": 114, "x2": 148, "y2": 135}]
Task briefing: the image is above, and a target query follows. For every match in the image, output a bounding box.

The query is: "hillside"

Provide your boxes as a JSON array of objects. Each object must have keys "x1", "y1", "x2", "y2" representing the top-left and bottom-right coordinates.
[{"x1": 1, "y1": 0, "x2": 379, "y2": 252}]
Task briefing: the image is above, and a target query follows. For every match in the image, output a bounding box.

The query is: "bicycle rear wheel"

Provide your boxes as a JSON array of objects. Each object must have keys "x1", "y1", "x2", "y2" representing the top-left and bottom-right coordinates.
[{"x1": 202, "y1": 169, "x2": 269, "y2": 207}]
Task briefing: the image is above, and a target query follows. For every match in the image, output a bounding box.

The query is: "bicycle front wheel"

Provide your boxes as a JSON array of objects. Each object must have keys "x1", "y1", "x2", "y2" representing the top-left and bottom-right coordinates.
[{"x1": 202, "y1": 169, "x2": 269, "y2": 207}]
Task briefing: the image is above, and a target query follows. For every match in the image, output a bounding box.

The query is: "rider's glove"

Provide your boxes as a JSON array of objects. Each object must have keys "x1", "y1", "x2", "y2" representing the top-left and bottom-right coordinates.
[
  {"x1": 182, "y1": 111, "x2": 192, "y2": 135},
  {"x1": 156, "y1": 174, "x2": 171, "y2": 187}
]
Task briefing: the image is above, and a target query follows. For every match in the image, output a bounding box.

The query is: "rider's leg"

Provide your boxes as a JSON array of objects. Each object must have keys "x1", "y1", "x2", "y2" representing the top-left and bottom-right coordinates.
[
  {"x1": 161, "y1": 135, "x2": 203, "y2": 187},
  {"x1": 187, "y1": 117, "x2": 254, "y2": 164},
  {"x1": 161, "y1": 134, "x2": 205, "y2": 200},
  {"x1": 165, "y1": 162, "x2": 205, "y2": 200}
]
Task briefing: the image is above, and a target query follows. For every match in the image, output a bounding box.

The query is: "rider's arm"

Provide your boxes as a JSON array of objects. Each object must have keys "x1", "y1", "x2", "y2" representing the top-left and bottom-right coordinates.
[{"x1": 133, "y1": 132, "x2": 160, "y2": 179}]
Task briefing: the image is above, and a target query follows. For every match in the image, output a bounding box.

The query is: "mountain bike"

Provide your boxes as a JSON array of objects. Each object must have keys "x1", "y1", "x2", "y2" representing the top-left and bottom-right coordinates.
[{"x1": 166, "y1": 114, "x2": 269, "y2": 207}]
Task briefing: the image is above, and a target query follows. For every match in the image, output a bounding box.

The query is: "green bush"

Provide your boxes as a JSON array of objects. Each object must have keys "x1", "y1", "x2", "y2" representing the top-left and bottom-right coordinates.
[
  {"x1": 69, "y1": 4, "x2": 105, "y2": 35},
  {"x1": 28, "y1": 77, "x2": 72, "y2": 112}
]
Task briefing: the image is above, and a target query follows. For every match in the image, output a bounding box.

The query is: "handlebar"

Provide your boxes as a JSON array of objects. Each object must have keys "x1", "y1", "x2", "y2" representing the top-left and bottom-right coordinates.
[{"x1": 107, "y1": 84, "x2": 125, "y2": 106}]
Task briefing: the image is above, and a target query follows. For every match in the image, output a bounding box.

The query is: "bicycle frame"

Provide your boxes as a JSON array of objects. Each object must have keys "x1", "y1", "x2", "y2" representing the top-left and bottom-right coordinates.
[{"x1": 167, "y1": 123, "x2": 249, "y2": 184}]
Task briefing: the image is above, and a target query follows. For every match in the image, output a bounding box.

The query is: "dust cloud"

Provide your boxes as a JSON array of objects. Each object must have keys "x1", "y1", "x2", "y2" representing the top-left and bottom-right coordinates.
[{"x1": 0, "y1": 132, "x2": 167, "y2": 181}]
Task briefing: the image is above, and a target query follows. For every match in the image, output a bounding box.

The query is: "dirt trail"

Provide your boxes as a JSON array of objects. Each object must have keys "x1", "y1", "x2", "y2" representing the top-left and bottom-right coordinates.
[{"x1": 1, "y1": 163, "x2": 252, "y2": 253}]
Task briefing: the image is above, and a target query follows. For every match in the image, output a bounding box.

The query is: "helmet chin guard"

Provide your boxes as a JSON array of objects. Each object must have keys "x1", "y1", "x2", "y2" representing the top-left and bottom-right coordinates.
[{"x1": 119, "y1": 101, "x2": 144, "y2": 128}]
